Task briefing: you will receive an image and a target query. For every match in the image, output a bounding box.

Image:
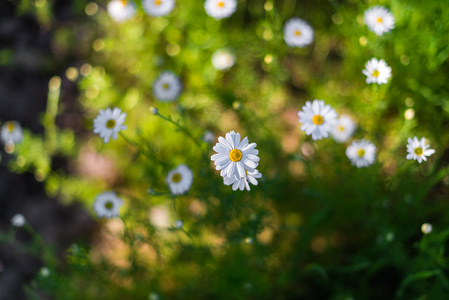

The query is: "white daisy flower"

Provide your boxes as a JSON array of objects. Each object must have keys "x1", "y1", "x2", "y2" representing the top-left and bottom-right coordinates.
[
  {"x1": 143, "y1": 0, "x2": 175, "y2": 17},
  {"x1": 421, "y1": 223, "x2": 432, "y2": 234},
  {"x1": 204, "y1": 0, "x2": 237, "y2": 20},
  {"x1": 1, "y1": 121, "x2": 23, "y2": 144},
  {"x1": 298, "y1": 100, "x2": 338, "y2": 141},
  {"x1": 166, "y1": 164, "x2": 193, "y2": 195},
  {"x1": 362, "y1": 58, "x2": 392, "y2": 85},
  {"x1": 107, "y1": 0, "x2": 137, "y2": 23},
  {"x1": 203, "y1": 130, "x2": 215, "y2": 143},
  {"x1": 153, "y1": 71, "x2": 182, "y2": 102},
  {"x1": 283, "y1": 18, "x2": 314, "y2": 48},
  {"x1": 93, "y1": 191, "x2": 123, "y2": 218},
  {"x1": 406, "y1": 137, "x2": 435, "y2": 163},
  {"x1": 364, "y1": 6, "x2": 395, "y2": 36},
  {"x1": 11, "y1": 214, "x2": 26, "y2": 227},
  {"x1": 332, "y1": 115, "x2": 356, "y2": 143},
  {"x1": 223, "y1": 169, "x2": 262, "y2": 191},
  {"x1": 211, "y1": 131, "x2": 260, "y2": 179},
  {"x1": 211, "y1": 50, "x2": 235, "y2": 71},
  {"x1": 93, "y1": 107, "x2": 127, "y2": 143},
  {"x1": 346, "y1": 139, "x2": 376, "y2": 168}
]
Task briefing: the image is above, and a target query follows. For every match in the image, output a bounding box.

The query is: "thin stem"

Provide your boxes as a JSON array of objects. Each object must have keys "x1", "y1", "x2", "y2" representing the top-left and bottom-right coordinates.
[
  {"x1": 154, "y1": 112, "x2": 201, "y2": 147},
  {"x1": 119, "y1": 132, "x2": 167, "y2": 167}
]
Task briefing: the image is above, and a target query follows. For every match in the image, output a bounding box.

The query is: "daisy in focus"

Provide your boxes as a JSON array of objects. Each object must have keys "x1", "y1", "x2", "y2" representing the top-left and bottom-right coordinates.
[
  {"x1": 93, "y1": 107, "x2": 127, "y2": 143},
  {"x1": 211, "y1": 131, "x2": 260, "y2": 180},
  {"x1": 166, "y1": 164, "x2": 193, "y2": 195},
  {"x1": 298, "y1": 100, "x2": 338, "y2": 141},
  {"x1": 153, "y1": 71, "x2": 182, "y2": 102},
  {"x1": 346, "y1": 139, "x2": 376, "y2": 168},
  {"x1": 362, "y1": 58, "x2": 392, "y2": 85},
  {"x1": 204, "y1": 0, "x2": 237, "y2": 20},
  {"x1": 107, "y1": 0, "x2": 137, "y2": 23},
  {"x1": 223, "y1": 169, "x2": 262, "y2": 191},
  {"x1": 11, "y1": 214, "x2": 26, "y2": 227},
  {"x1": 364, "y1": 6, "x2": 395, "y2": 36},
  {"x1": 212, "y1": 50, "x2": 235, "y2": 71},
  {"x1": 406, "y1": 137, "x2": 435, "y2": 163},
  {"x1": 143, "y1": 0, "x2": 175, "y2": 17},
  {"x1": 283, "y1": 18, "x2": 314, "y2": 48},
  {"x1": 332, "y1": 115, "x2": 356, "y2": 143},
  {"x1": 93, "y1": 191, "x2": 123, "y2": 219},
  {"x1": 1, "y1": 121, "x2": 23, "y2": 145}
]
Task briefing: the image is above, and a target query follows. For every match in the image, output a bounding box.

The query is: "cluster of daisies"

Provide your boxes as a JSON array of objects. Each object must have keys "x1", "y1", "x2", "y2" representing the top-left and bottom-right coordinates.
[{"x1": 107, "y1": 0, "x2": 239, "y2": 23}]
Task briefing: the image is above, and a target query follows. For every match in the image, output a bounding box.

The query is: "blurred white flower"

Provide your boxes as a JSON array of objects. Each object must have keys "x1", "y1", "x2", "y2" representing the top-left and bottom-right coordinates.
[
  {"x1": 283, "y1": 18, "x2": 314, "y2": 47},
  {"x1": 223, "y1": 169, "x2": 262, "y2": 191},
  {"x1": 406, "y1": 137, "x2": 435, "y2": 163},
  {"x1": 93, "y1": 107, "x2": 127, "y2": 143},
  {"x1": 11, "y1": 214, "x2": 26, "y2": 227},
  {"x1": 211, "y1": 131, "x2": 260, "y2": 179},
  {"x1": 211, "y1": 50, "x2": 235, "y2": 71},
  {"x1": 149, "y1": 205, "x2": 171, "y2": 228},
  {"x1": 362, "y1": 58, "x2": 392, "y2": 85},
  {"x1": 332, "y1": 115, "x2": 356, "y2": 143},
  {"x1": 143, "y1": 0, "x2": 175, "y2": 17},
  {"x1": 421, "y1": 223, "x2": 432, "y2": 234},
  {"x1": 346, "y1": 139, "x2": 376, "y2": 168},
  {"x1": 298, "y1": 100, "x2": 338, "y2": 141},
  {"x1": 153, "y1": 71, "x2": 182, "y2": 102},
  {"x1": 1, "y1": 121, "x2": 23, "y2": 144},
  {"x1": 175, "y1": 220, "x2": 184, "y2": 228},
  {"x1": 93, "y1": 191, "x2": 123, "y2": 218},
  {"x1": 203, "y1": 130, "x2": 215, "y2": 143},
  {"x1": 204, "y1": 0, "x2": 237, "y2": 20},
  {"x1": 39, "y1": 267, "x2": 50, "y2": 277},
  {"x1": 364, "y1": 6, "x2": 395, "y2": 36},
  {"x1": 166, "y1": 164, "x2": 193, "y2": 195},
  {"x1": 107, "y1": 0, "x2": 136, "y2": 23}
]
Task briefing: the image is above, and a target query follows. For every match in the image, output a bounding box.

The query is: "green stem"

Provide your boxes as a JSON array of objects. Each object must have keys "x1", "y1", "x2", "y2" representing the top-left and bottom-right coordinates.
[
  {"x1": 119, "y1": 132, "x2": 167, "y2": 167},
  {"x1": 155, "y1": 112, "x2": 201, "y2": 147}
]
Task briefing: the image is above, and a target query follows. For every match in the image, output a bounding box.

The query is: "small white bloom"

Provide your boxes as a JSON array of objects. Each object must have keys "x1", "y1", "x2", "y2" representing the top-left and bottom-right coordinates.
[
  {"x1": 362, "y1": 58, "x2": 392, "y2": 85},
  {"x1": 211, "y1": 50, "x2": 235, "y2": 71},
  {"x1": 421, "y1": 223, "x2": 432, "y2": 234},
  {"x1": 143, "y1": 0, "x2": 175, "y2": 17},
  {"x1": 107, "y1": 0, "x2": 136, "y2": 23},
  {"x1": 211, "y1": 131, "x2": 260, "y2": 179},
  {"x1": 284, "y1": 18, "x2": 314, "y2": 48},
  {"x1": 203, "y1": 130, "x2": 215, "y2": 143},
  {"x1": 204, "y1": 0, "x2": 237, "y2": 20},
  {"x1": 346, "y1": 139, "x2": 376, "y2": 168},
  {"x1": 93, "y1": 107, "x2": 127, "y2": 143},
  {"x1": 223, "y1": 169, "x2": 262, "y2": 191},
  {"x1": 166, "y1": 164, "x2": 193, "y2": 195},
  {"x1": 364, "y1": 6, "x2": 395, "y2": 36},
  {"x1": 93, "y1": 191, "x2": 123, "y2": 218},
  {"x1": 149, "y1": 205, "x2": 171, "y2": 228},
  {"x1": 1, "y1": 121, "x2": 23, "y2": 144},
  {"x1": 153, "y1": 71, "x2": 182, "y2": 102},
  {"x1": 11, "y1": 214, "x2": 26, "y2": 227},
  {"x1": 332, "y1": 115, "x2": 356, "y2": 143},
  {"x1": 298, "y1": 100, "x2": 338, "y2": 141},
  {"x1": 406, "y1": 137, "x2": 435, "y2": 163},
  {"x1": 39, "y1": 267, "x2": 50, "y2": 277}
]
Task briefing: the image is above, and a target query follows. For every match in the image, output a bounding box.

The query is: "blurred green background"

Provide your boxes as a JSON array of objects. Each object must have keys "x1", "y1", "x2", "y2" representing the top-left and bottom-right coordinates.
[{"x1": 4, "y1": 0, "x2": 449, "y2": 299}]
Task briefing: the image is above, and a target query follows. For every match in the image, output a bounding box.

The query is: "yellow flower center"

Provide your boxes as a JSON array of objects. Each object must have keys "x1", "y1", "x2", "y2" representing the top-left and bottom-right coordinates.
[
  {"x1": 163, "y1": 83, "x2": 169, "y2": 89},
  {"x1": 312, "y1": 115, "x2": 324, "y2": 125},
  {"x1": 172, "y1": 173, "x2": 182, "y2": 183},
  {"x1": 372, "y1": 70, "x2": 380, "y2": 77},
  {"x1": 121, "y1": 0, "x2": 128, "y2": 6},
  {"x1": 106, "y1": 119, "x2": 116, "y2": 129},
  {"x1": 217, "y1": 1, "x2": 224, "y2": 8},
  {"x1": 376, "y1": 17, "x2": 383, "y2": 23},
  {"x1": 357, "y1": 149, "x2": 365, "y2": 157},
  {"x1": 294, "y1": 30, "x2": 301, "y2": 36},
  {"x1": 338, "y1": 126, "x2": 345, "y2": 132},
  {"x1": 6, "y1": 122, "x2": 15, "y2": 132},
  {"x1": 229, "y1": 149, "x2": 243, "y2": 162},
  {"x1": 414, "y1": 147, "x2": 423, "y2": 156},
  {"x1": 154, "y1": 0, "x2": 162, "y2": 5},
  {"x1": 105, "y1": 201, "x2": 113, "y2": 209}
]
